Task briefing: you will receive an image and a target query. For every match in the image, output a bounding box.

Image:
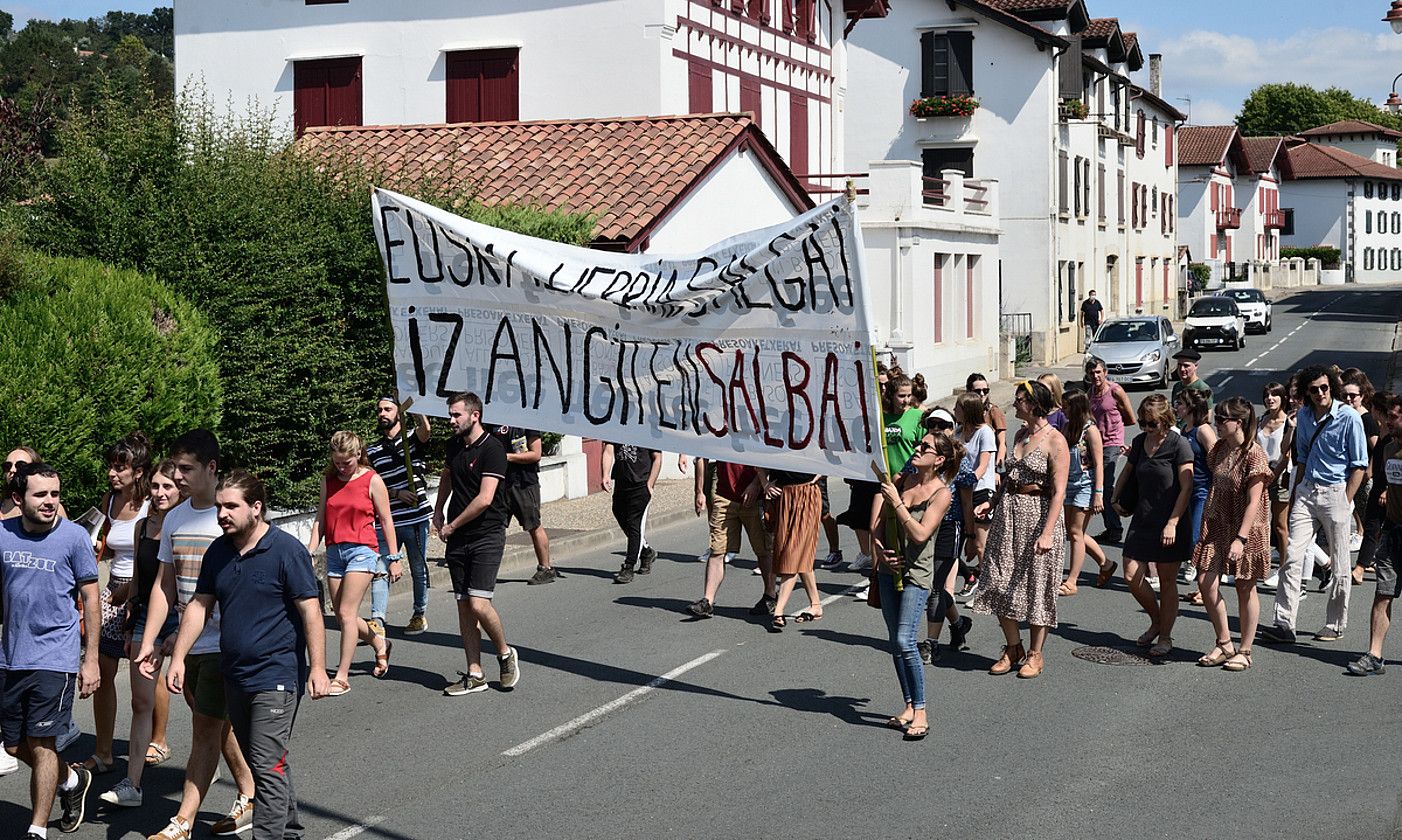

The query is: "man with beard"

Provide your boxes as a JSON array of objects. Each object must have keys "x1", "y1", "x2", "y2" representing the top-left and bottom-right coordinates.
[{"x1": 366, "y1": 397, "x2": 432, "y2": 634}]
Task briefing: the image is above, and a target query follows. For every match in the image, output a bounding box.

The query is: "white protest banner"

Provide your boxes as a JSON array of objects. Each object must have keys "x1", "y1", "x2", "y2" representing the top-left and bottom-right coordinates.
[{"x1": 372, "y1": 187, "x2": 882, "y2": 480}]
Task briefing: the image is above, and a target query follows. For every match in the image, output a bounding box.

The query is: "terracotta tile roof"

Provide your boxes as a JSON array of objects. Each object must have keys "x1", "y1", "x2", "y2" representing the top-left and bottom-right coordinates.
[
  {"x1": 949, "y1": 0, "x2": 1067, "y2": 45},
  {"x1": 1283, "y1": 141, "x2": 1402, "y2": 182},
  {"x1": 1178, "y1": 125, "x2": 1238, "y2": 167},
  {"x1": 1297, "y1": 119, "x2": 1402, "y2": 141},
  {"x1": 1240, "y1": 136, "x2": 1285, "y2": 174},
  {"x1": 1082, "y1": 17, "x2": 1119, "y2": 41},
  {"x1": 297, "y1": 114, "x2": 809, "y2": 250},
  {"x1": 1121, "y1": 31, "x2": 1139, "y2": 55},
  {"x1": 980, "y1": 0, "x2": 1071, "y2": 11}
]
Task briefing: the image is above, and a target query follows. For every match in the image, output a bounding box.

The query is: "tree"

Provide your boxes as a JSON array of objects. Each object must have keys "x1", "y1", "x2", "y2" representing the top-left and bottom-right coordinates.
[{"x1": 1237, "y1": 82, "x2": 1402, "y2": 137}]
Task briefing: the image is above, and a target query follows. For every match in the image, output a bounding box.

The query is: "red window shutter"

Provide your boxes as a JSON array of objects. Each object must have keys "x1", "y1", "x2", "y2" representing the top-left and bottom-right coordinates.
[
  {"x1": 789, "y1": 95, "x2": 808, "y2": 178},
  {"x1": 446, "y1": 48, "x2": 519, "y2": 123},
  {"x1": 746, "y1": 0, "x2": 769, "y2": 22},
  {"x1": 1135, "y1": 261, "x2": 1143, "y2": 307},
  {"x1": 740, "y1": 77, "x2": 761, "y2": 122},
  {"x1": 688, "y1": 62, "x2": 712, "y2": 113},
  {"x1": 1225, "y1": 233, "x2": 1232, "y2": 263},
  {"x1": 1162, "y1": 262, "x2": 1169, "y2": 299},
  {"x1": 933, "y1": 254, "x2": 943, "y2": 344},
  {"x1": 293, "y1": 56, "x2": 361, "y2": 137},
  {"x1": 781, "y1": 0, "x2": 794, "y2": 31},
  {"x1": 796, "y1": 0, "x2": 816, "y2": 40},
  {"x1": 1164, "y1": 124, "x2": 1173, "y2": 167},
  {"x1": 1135, "y1": 110, "x2": 1145, "y2": 158},
  {"x1": 1211, "y1": 182, "x2": 1219, "y2": 212}
]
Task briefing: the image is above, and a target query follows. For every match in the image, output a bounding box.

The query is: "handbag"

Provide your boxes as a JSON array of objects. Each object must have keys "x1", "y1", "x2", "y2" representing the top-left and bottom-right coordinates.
[{"x1": 1113, "y1": 437, "x2": 1141, "y2": 512}]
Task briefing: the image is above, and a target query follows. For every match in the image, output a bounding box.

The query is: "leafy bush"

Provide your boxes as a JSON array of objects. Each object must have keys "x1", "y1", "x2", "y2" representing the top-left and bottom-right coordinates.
[
  {"x1": 0, "y1": 249, "x2": 220, "y2": 509},
  {"x1": 24, "y1": 90, "x2": 594, "y2": 507},
  {"x1": 1281, "y1": 246, "x2": 1340, "y2": 267},
  {"x1": 1187, "y1": 263, "x2": 1212, "y2": 291}
]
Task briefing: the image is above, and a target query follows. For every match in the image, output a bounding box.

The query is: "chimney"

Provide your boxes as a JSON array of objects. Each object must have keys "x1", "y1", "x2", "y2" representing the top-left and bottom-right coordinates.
[{"x1": 1149, "y1": 53, "x2": 1162, "y2": 98}]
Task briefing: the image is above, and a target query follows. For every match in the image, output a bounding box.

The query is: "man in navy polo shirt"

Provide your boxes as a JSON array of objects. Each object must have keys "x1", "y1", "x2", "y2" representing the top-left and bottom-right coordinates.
[
  {"x1": 168, "y1": 471, "x2": 327, "y2": 840},
  {"x1": 1, "y1": 463, "x2": 101, "y2": 839}
]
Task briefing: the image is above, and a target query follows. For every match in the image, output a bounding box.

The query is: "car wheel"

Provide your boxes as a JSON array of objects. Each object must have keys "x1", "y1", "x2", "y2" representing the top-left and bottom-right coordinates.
[
  {"x1": 1238, "y1": 334, "x2": 1246, "y2": 351},
  {"x1": 1266, "y1": 316, "x2": 1272, "y2": 333}
]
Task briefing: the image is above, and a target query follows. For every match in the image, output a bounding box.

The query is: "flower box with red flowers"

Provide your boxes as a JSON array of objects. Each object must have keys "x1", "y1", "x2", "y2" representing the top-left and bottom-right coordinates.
[{"x1": 909, "y1": 94, "x2": 979, "y2": 119}]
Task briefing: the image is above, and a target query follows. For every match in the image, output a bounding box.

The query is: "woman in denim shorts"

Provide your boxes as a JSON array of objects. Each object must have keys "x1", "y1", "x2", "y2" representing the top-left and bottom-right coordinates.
[
  {"x1": 308, "y1": 431, "x2": 400, "y2": 696},
  {"x1": 1059, "y1": 386, "x2": 1115, "y2": 595}
]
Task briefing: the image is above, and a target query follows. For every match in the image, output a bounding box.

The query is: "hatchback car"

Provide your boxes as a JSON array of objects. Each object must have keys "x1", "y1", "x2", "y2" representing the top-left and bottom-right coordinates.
[
  {"x1": 1222, "y1": 286, "x2": 1272, "y2": 333},
  {"x1": 1087, "y1": 316, "x2": 1179, "y2": 388},
  {"x1": 1183, "y1": 296, "x2": 1247, "y2": 351}
]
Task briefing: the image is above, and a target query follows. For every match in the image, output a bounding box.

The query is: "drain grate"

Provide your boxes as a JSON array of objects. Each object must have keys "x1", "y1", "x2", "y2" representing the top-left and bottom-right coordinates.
[{"x1": 1070, "y1": 645, "x2": 1157, "y2": 666}]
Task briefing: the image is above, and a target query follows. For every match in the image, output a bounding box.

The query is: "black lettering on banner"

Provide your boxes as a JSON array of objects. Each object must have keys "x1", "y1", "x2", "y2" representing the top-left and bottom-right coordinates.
[
  {"x1": 734, "y1": 252, "x2": 772, "y2": 310},
  {"x1": 378, "y1": 205, "x2": 411, "y2": 284},
  {"x1": 651, "y1": 342, "x2": 675, "y2": 431},
  {"x1": 670, "y1": 343, "x2": 693, "y2": 433},
  {"x1": 486, "y1": 316, "x2": 526, "y2": 408},
  {"x1": 753, "y1": 351, "x2": 783, "y2": 448},
  {"x1": 428, "y1": 313, "x2": 464, "y2": 397},
  {"x1": 583, "y1": 326, "x2": 615, "y2": 425},
  {"x1": 727, "y1": 349, "x2": 759, "y2": 436},
  {"x1": 440, "y1": 228, "x2": 474, "y2": 286},
  {"x1": 800, "y1": 224, "x2": 833, "y2": 312},
  {"x1": 409, "y1": 211, "x2": 445, "y2": 283},
  {"x1": 781, "y1": 352, "x2": 815, "y2": 449},
  {"x1": 532, "y1": 319, "x2": 572, "y2": 411},
  {"x1": 764, "y1": 232, "x2": 805, "y2": 312},
  {"x1": 620, "y1": 270, "x2": 652, "y2": 309},
  {"x1": 696, "y1": 342, "x2": 728, "y2": 436},
  {"x1": 831, "y1": 215, "x2": 855, "y2": 308},
  {"x1": 615, "y1": 339, "x2": 631, "y2": 426},
  {"x1": 408, "y1": 308, "x2": 427, "y2": 395},
  {"x1": 819, "y1": 352, "x2": 851, "y2": 450}
]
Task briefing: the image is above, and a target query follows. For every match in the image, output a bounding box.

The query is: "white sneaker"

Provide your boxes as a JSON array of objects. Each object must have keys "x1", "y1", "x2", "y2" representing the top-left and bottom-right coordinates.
[
  {"x1": 99, "y1": 777, "x2": 143, "y2": 807},
  {"x1": 726, "y1": 552, "x2": 737, "y2": 564},
  {"x1": 751, "y1": 565, "x2": 762, "y2": 576},
  {"x1": 1181, "y1": 567, "x2": 1198, "y2": 584},
  {"x1": 1310, "y1": 544, "x2": 1331, "y2": 569},
  {"x1": 0, "y1": 748, "x2": 17, "y2": 776},
  {"x1": 1147, "y1": 576, "x2": 1160, "y2": 592},
  {"x1": 1262, "y1": 570, "x2": 1279, "y2": 588},
  {"x1": 1350, "y1": 532, "x2": 1363, "y2": 552},
  {"x1": 1223, "y1": 574, "x2": 1235, "y2": 585},
  {"x1": 846, "y1": 553, "x2": 873, "y2": 572},
  {"x1": 852, "y1": 582, "x2": 870, "y2": 600},
  {"x1": 696, "y1": 549, "x2": 710, "y2": 563}
]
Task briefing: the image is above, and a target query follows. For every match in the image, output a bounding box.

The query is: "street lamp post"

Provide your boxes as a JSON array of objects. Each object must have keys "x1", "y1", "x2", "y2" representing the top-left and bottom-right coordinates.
[
  {"x1": 1387, "y1": 0, "x2": 1402, "y2": 34},
  {"x1": 1388, "y1": 72, "x2": 1402, "y2": 113}
]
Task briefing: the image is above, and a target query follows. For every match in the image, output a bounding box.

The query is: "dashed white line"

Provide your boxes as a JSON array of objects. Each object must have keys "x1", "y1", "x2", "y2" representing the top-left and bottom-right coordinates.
[
  {"x1": 502, "y1": 649, "x2": 727, "y2": 757},
  {"x1": 324, "y1": 816, "x2": 387, "y2": 840}
]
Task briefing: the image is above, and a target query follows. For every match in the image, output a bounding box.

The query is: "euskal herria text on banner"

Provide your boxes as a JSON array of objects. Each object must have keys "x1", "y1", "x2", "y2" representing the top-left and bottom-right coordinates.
[{"x1": 371, "y1": 187, "x2": 881, "y2": 481}]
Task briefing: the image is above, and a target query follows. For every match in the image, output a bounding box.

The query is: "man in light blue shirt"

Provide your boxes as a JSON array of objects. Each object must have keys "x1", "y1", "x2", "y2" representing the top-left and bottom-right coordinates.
[{"x1": 1264, "y1": 366, "x2": 1368, "y2": 644}]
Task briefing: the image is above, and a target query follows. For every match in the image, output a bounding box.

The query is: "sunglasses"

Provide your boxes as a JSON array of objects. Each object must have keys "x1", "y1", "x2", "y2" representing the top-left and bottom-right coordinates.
[
  {"x1": 970, "y1": 388, "x2": 990, "y2": 396},
  {"x1": 1307, "y1": 384, "x2": 1330, "y2": 395},
  {"x1": 1140, "y1": 421, "x2": 1160, "y2": 430},
  {"x1": 1213, "y1": 415, "x2": 1238, "y2": 425},
  {"x1": 914, "y1": 443, "x2": 937, "y2": 455},
  {"x1": 2, "y1": 460, "x2": 29, "y2": 473},
  {"x1": 1343, "y1": 391, "x2": 1362, "y2": 400}
]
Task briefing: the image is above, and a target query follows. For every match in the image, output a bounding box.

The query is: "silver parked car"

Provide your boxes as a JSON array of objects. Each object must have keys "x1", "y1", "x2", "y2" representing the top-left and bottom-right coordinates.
[{"x1": 1087, "y1": 316, "x2": 1179, "y2": 389}]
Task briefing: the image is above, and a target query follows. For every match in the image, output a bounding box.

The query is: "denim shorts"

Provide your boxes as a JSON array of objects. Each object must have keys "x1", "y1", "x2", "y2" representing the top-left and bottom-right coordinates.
[
  {"x1": 1065, "y1": 472, "x2": 1093, "y2": 509},
  {"x1": 326, "y1": 542, "x2": 379, "y2": 578}
]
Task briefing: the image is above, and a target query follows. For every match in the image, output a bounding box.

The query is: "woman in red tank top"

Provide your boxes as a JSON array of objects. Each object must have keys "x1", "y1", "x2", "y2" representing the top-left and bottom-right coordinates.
[{"x1": 308, "y1": 431, "x2": 400, "y2": 695}]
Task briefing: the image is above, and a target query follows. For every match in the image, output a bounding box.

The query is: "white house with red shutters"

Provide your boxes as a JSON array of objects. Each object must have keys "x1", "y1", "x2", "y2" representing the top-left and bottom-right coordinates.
[
  {"x1": 1238, "y1": 136, "x2": 1285, "y2": 266},
  {"x1": 1177, "y1": 125, "x2": 1251, "y2": 286},
  {"x1": 844, "y1": 2, "x2": 1183, "y2": 363}
]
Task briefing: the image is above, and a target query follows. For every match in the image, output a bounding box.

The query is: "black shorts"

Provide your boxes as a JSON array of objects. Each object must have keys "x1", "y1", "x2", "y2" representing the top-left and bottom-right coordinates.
[
  {"x1": 506, "y1": 483, "x2": 542, "y2": 531},
  {"x1": 838, "y1": 480, "x2": 879, "y2": 530},
  {"x1": 1, "y1": 669, "x2": 76, "y2": 745},
  {"x1": 446, "y1": 529, "x2": 507, "y2": 600},
  {"x1": 819, "y1": 478, "x2": 831, "y2": 518},
  {"x1": 1375, "y1": 524, "x2": 1402, "y2": 600}
]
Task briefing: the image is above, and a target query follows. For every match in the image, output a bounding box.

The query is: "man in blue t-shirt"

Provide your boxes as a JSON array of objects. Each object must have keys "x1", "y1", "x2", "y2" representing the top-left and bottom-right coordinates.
[
  {"x1": 0, "y1": 463, "x2": 101, "y2": 838},
  {"x1": 169, "y1": 471, "x2": 326, "y2": 840}
]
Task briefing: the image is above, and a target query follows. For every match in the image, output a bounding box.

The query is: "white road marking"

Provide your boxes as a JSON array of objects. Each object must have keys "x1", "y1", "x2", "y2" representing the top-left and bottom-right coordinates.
[
  {"x1": 821, "y1": 584, "x2": 865, "y2": 606},
  {"x1": 324, "y1": 816, "x2": 387, "y2": 840},
  {"x1": 1216, "y1": 375, "x2": 1234, "y2": 388},
  {"x1": 503, "y1": 649, "x2": 727, "y2": 757}
]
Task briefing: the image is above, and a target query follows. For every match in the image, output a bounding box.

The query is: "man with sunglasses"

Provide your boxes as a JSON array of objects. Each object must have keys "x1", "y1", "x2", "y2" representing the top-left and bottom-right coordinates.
[{"x1": 1263, "y1": 366, "x2": 1367, "y2": 645}]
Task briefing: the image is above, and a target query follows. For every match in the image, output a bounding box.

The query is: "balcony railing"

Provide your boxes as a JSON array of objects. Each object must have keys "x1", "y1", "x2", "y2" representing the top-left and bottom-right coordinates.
[
  {"x1": 922, "y1": 175, "x2": 947, "y2": 207},
  {"x1": 1263, "y1": 209, "x2": 1285, "y2": 229},
  {"x1": 794, "y1": 172, "x2": 869, "y2": 198},
  {"x1": 1216, "y1": 207, "x2": 1242, "y2": 230},
  {"x1": 798, "y1": 164, "x2": 997, "y2": 221}
]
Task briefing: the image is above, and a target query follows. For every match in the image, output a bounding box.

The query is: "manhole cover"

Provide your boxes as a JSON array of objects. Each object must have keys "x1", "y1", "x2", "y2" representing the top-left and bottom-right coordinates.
[{"x1": 1070, "y1": 645, "x2": 1156, "y2": 666}]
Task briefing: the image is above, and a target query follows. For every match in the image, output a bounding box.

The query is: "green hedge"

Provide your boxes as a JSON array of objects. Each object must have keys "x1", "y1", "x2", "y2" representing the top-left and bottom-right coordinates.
[
  {"x1": 1280, "y1": 246, "x2": 1340, "y2": 267},
  {"x1": 24, "y1": 92, "x2": 594, "y2": 506},
  {"x1": 0, "y1": 250, "x2": 221, "y2": 509}
]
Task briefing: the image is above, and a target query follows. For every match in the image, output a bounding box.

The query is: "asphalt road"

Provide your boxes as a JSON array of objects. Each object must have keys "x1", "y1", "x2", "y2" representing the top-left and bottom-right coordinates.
[{"x1": 9, "y1": 286, "x2": 1402, "y2": 840}]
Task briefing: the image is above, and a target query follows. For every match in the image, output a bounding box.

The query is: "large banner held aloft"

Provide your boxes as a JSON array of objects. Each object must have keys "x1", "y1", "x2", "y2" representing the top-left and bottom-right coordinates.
[{"x1": 372, "y1": 187, "x2": 882, "y2": 481}]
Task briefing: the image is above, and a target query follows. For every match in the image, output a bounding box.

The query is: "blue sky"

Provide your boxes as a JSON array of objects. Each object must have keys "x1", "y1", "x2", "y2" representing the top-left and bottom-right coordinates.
[{"x1": 6, "y1": 1, "x2": 1402, "y2": 127}]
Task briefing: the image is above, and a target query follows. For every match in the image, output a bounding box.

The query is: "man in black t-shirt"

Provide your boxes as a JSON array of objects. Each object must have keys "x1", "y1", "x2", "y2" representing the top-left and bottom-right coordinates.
[
  {"x1": 603, "y1": 442, "x2": 661, "y2": 584},
  {"x1": 433, "y1": 392, "x2": 519, "y2": 697},
  {"x1": 1080, "y1": 290, "x2": 1104, "y2": 348},
  {"x1": 487, "y1": 423, "x2": 558, "y2": 586}
]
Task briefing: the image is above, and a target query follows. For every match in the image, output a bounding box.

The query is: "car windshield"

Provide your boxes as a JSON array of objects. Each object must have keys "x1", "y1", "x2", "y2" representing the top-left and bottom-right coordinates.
[
  {"x1": 1190, "y1": 299, "x2": 1235, "y2": 317},
  {"x1": 1095, "y1": 321, "x2": 1158, "y2": 343},
  {"x1": 1225, "y1": 289, "x2": 1261, "y2": 302}
]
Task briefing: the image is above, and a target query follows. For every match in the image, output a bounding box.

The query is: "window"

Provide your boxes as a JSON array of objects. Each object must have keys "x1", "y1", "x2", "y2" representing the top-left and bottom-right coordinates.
[
  {"x1": 688, "y1": 63, "x2": 711, "y2": 113},
  {"x1": 1152, "y1": 117, "x2": 1159, "y2": 145},
  {"x1": 1394, "y1": 184, "x2": 1401, "y2": 201},
  {"x1": 1117, "y1": 170, "x2": 1125, "y2": 224},
  {"x1": 1395, "y1": 249, "x2": 1402, "y2": 271},
  {"x1": 1165, "y1": 124, "x2": 1174, "y2": 168},
  {"x1": 1097, "y1": 164, "x2": 1106, "y2": 221},
  {"x1": 1395, "y1": 212, "x2": 1402, "y2": 235},
  {"x1": 1082, "y1": 159, "x2": 1092, "y2": 218},
  {"x1": 446, "y1": 48, "x2": 519, "y2": 123},
  {"x1": 1281, "y1": 209, "x2": 1295, "y2": 236},
  {"x1": 920, "y1": 31, "x2": 974, "y2": 97},
  {"x1": 1134, "y1": 258, "x2": 1143, "y2": 307},
  {"x1": 293, "y1": 56, "x2": 362, "y2": 137},
  {"x1": 1382, "y1": 181, "x2": 1390, "y2": 199},
  {"x1": 1065, "y1": 262, "x2": 1077, "y2": 326},
  {"x1": 744, "y1": 0, "x2": 770, "y2": 23},
  {"x1": 1366, "y1": 182, "x2": 1375, "y2": 199},
  {"x1": 1111, "y1": 84, "x2": 1122, "y2": 131},
  {"x1": 1130, "y1": 183, "x2": 1138, "y2": 228},
  {"x1": 1058, "y1": 151, "x2": 1069, "y2": 214},
  {"x1": 789, "y1": 96, "x2": 809, "y2": 179},
  {"x1": 1073, "y1": 156, "x2": 1082, "y2": 217},
  {"x1": 966, "y1": 256, "x2": 977, "y2": 339},
  {"x1": 1366, "y1": 210, "x2": 1373, "y2": 234},
  {"x1": 1365, "y1": 248, "x2": 1375, "y2": 271},
  {"x1": 933, "y1": 254, "x2": 944, "y2": 344},
  {"x1": 1135, "y1": 109, "x2": 1145, "y2": 159},
  {"x1": 922, "y1": 147, "x2": 974, "y2": 180}
]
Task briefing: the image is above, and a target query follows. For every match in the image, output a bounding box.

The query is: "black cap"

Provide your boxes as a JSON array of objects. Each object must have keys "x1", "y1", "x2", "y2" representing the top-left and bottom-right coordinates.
[{"x1": 1173, "y1": 348, "x2": 1201, "y2": 362}]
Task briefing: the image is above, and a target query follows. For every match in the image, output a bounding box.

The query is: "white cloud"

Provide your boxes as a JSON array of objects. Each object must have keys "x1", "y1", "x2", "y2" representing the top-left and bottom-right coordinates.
[
  {"x1": 1181, "y1": 98, "x2": 1239, "y2": 126},
  {"x1": 1150, "y1": 27, "x2": 1402, "y2": 111}
]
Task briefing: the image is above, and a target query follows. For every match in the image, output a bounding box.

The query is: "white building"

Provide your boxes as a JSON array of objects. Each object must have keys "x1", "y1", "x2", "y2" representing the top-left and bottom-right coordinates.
[
  {"x1": 175, "y1": 0, "x2": 860, "y2": 179},
  {"x1": 1279, "y1": 136, "x2": 1402, "y2": 284},
  {"x1": 1177, "y1": 125, "x2": 1252, "y2": 285},
  {"x1": 1238, "y1": 136, "x2": 1285, "y2": 266},
  {"x1": 1296, "y1": 120, "x2": 1402, "y2": 168},
  {"x1": 844, "y1": 2, "x2": 1182, "y2": 363}
]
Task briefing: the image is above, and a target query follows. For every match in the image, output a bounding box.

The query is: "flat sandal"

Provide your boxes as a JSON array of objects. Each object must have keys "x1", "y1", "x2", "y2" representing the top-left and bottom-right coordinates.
[
  {"x1": 1197, "y1": 640, "x2": 1235, "y2": 667},
  {"x1": 1222, "y1": 650, "x2": 1253, "y2": 671}
]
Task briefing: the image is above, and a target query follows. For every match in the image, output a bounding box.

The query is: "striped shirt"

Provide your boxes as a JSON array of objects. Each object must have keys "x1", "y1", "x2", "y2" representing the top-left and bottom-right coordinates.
[
  {"x1": 157, "y1": 499, "x2": 222, "y2": 655},
  {"x1": 366, "y1": 431, "x2": 432, "y2": 528}
]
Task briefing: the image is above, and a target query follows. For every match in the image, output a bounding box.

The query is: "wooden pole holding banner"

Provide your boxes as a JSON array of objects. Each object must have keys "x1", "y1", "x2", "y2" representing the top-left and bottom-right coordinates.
[{"x1": 398, "y1": 396, "x2": 417, "y2": 500}]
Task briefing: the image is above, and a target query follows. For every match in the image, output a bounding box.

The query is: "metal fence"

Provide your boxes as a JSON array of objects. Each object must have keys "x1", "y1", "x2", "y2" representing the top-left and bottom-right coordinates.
[{"x1": 1000, "y1": 312, "x2": 1034, "y2": 365}]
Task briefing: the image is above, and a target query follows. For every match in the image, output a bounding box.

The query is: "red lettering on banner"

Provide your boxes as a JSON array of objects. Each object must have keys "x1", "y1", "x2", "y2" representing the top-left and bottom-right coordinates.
[
  {"x1": 819, "y1": 352, "x2": 851, "y2": 450},
  {"x1": 781, "y1": 352, "x2": 814, "y2": 449},
  {"x1": 696, "y1": 342, "x2": 729, "y2": 436}
]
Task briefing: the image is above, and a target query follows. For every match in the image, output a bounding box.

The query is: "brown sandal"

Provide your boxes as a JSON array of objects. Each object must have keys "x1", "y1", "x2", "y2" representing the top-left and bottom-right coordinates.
[
  {"x1": 1197, "y1": 640, "x2": 1235, "y2": 667},
  {"x1": 1096, "y1": 560, "x2": 1118, "y2": 588},
  {"x1": 373, "y1": 640, "x2": 393, "y2": 678},
  {"x1": 1222, "y1": 650, "x2": 1253, "y2": 671},
  {"x1": 1057, "y1": 582, "x2": 1077, "y2": 597}
]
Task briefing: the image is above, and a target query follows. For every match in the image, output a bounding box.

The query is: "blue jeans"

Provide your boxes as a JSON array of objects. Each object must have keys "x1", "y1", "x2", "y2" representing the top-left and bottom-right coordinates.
[
  {"x1": 878, "y1": 573, "x2": 930, "y2": 711},
  {"x1": 1190, "y1": 486, "x2": 1209, "y2": 548},
  {"x1": 372, "y1": 521, "x2": 430, "y2": 620}
]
